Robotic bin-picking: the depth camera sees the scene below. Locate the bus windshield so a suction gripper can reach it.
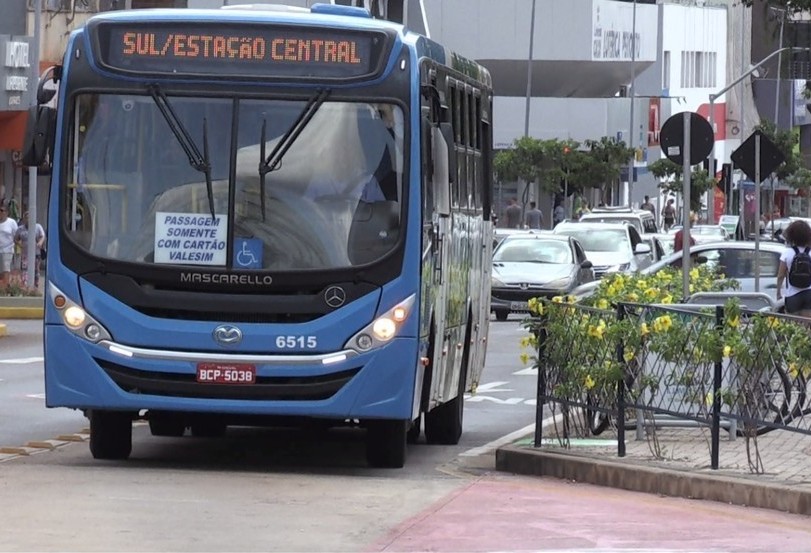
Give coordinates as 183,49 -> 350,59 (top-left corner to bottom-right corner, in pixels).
66,93 -> 405,271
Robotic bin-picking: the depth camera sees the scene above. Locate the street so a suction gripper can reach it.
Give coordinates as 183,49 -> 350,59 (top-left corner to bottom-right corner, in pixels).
1,315 -> 810,552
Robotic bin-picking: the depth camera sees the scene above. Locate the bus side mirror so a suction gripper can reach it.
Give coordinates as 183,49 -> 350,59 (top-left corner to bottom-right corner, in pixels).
21,105 -> 56,168
432,125 -> 450,217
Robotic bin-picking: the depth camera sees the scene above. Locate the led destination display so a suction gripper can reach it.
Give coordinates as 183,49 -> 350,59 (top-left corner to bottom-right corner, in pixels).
95,23 -> 387,80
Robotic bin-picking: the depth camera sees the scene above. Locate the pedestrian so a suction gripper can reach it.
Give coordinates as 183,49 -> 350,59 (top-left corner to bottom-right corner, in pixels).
503,198 -> 522,229
776,219 -> 811,316
551,202 -> 564,227
526,201 -> 543,229
14,211 -> 45,289
0,204 -> 18,290
662,198 -> 676,231
674,212 -> 697,253
640,195 -> 655,215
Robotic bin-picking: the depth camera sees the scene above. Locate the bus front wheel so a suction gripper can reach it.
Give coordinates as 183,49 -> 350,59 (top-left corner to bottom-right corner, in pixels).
365,420 -> 407,468
89,410 -> 133,460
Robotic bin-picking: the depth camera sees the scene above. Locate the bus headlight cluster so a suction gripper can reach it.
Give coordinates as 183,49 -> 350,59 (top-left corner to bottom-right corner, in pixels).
346,294 -> 415,353
48,283 -> 112,343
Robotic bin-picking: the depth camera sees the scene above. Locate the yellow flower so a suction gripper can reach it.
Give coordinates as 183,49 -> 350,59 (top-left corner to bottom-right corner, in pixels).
566,295 -> 577,303
652,314 -> 672,333
640,322 -> 650,336
766,317 -> 780,329
588,323 -> 605,339
623,349 -> 635,362
520,336 -> 531,348
723,345 -> 732,358
789,362 -> 799,379
552,296 -> 564,303
528,297 -> 539,314
661,295 -> 673,304
584,374 -> 596,390
627,292 -> 639,302
689,268 -> 699,280
636,279 -> 648,289
596,298 -> 609,310
727,316 -> 739,328
519,352 -> 529,365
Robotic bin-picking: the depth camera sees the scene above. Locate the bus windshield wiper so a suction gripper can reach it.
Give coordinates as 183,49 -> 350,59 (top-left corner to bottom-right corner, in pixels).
148,84 -> 216,220
258,88 -> 331,221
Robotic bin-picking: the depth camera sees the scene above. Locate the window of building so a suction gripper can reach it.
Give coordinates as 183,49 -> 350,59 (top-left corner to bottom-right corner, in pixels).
680,51 -> 717,89
662,51 -> 670,90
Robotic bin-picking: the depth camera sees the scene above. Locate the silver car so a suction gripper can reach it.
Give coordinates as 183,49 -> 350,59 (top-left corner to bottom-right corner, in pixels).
553,221 -> 652,278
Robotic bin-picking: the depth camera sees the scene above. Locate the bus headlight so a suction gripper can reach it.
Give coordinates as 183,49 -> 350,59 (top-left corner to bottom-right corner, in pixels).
346,294 -> 415,353
48,283 -> 112,344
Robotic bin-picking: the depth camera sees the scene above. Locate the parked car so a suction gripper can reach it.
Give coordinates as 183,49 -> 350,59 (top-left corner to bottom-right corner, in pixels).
553,221 -> 652,278
578,206 -> 658,234
570,241 -> 786,306
492,228 -> 537,249
691,225 -> 730,244
642,234 -> 667,263
491,233 -> 594,321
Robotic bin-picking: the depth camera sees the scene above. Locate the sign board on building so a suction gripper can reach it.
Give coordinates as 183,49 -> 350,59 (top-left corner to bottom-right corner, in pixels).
591,0 -> 657,61
0,36 -> 33,110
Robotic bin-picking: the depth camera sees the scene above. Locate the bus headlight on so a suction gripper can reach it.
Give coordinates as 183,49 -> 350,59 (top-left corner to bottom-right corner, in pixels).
63,306 -> 86,328
346,294 -> 415,353
48,283 -> 112,344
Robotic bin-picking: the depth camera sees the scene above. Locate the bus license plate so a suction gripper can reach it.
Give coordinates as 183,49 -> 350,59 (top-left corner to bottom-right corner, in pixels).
196,363 -> 256,385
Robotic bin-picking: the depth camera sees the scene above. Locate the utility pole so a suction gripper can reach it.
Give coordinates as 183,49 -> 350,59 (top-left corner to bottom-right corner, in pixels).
626,0 -> 638,208
26,0 -> 42,290
523,0 -> 537,224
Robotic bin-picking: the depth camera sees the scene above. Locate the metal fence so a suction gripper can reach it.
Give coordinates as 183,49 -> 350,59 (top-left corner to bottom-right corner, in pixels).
531,300 -> 811,471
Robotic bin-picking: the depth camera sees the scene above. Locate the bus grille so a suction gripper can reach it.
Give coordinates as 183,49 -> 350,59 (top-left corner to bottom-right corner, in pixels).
96,359 -> 359,401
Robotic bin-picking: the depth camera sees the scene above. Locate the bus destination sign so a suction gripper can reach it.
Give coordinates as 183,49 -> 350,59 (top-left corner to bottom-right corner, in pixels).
95,23 -> 386,80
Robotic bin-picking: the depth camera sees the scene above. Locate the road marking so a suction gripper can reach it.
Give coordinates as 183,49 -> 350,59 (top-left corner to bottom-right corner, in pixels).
466,396 -> 524,404
459,413 -> 564,457
512,366 -> 537,376
26,393 -> 45,399
473,381 -> 514,393
0,357 -> 44,364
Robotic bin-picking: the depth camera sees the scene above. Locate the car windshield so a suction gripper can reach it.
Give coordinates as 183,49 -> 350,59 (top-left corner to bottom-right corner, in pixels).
66,93 -> 405,271
581,215 -> 641,231
556,229 -> 630,254
494,239 -> 572,264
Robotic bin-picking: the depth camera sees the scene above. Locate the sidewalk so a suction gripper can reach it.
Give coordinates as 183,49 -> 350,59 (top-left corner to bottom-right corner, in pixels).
496,418 -> 811,515
0,295 -> 44,337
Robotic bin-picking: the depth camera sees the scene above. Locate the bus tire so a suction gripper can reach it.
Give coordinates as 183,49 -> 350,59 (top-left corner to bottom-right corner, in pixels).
495,310 -> 509,321
89,410 -> 133,460
424,324 -> 470,445
148,412 -> 186,437
365,420 -> 407,468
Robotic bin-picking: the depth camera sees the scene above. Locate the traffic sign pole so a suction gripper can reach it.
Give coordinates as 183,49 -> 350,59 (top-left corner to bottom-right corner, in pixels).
683,112 -> 692,301
755,134 -> 761,292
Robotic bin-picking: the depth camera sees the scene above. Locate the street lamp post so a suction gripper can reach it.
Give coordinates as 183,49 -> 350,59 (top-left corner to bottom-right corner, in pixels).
626,0 -> 638,208
707,47 -> 811,225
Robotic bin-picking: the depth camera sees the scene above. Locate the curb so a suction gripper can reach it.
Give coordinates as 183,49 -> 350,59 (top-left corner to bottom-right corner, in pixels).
0,307 -> 43,319
495,443 -> 811,516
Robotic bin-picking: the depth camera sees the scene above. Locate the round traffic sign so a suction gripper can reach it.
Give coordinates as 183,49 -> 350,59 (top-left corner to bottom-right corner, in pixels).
659,111 -> 714,165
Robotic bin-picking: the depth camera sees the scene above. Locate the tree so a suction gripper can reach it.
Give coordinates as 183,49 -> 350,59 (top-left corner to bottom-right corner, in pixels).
753,120 -> 801,179
494,136 -> 632,200
649,159 -> 714,213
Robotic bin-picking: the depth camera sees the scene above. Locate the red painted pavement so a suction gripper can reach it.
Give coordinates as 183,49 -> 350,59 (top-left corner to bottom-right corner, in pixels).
369,473 -> 811,552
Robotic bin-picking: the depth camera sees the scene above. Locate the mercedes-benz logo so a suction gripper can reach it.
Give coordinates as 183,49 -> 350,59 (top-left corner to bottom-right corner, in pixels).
324,286 -> 346,308
213,325 -> 243,346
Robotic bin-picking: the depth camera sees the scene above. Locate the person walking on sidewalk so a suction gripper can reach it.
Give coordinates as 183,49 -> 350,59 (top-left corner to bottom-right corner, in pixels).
777,219 -> 811,317
14,211 -> 45,290
0,204 -> 17,291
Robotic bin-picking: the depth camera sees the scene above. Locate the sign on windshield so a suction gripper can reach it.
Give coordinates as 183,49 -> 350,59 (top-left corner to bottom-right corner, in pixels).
92,22 -> 389,81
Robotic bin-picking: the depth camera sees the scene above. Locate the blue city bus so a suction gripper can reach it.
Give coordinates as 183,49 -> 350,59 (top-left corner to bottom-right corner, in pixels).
26,3 -> 493,468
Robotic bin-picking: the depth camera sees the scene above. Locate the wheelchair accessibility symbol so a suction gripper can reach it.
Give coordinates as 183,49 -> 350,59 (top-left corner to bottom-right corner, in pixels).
234,238 -> 263,269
